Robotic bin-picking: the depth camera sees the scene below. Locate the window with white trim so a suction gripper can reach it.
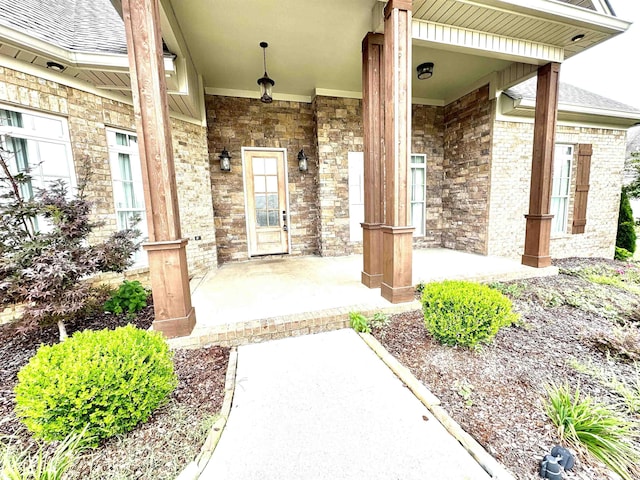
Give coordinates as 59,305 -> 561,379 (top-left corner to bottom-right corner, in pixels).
0,106 -> 74,232
410,154 -> 426,236
551,144 -> 573,234
348,152 -> 364,242
107,129 -> 148,266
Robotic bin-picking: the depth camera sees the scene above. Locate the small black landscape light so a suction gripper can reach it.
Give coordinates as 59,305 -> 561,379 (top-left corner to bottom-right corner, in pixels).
257,42 -> 275,103
417,62 -> 434,80
297,149 -> 308,172
46,61 -> 65,72
571,34 -> 585,42
219,148 -> 231,172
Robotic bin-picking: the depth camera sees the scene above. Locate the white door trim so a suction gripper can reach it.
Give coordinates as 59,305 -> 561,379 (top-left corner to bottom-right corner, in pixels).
241,147 -> 290,257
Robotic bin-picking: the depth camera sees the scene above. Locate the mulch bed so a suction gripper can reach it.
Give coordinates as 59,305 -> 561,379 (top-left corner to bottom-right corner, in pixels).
373,258 -> 640,480
0,301 -> 229,479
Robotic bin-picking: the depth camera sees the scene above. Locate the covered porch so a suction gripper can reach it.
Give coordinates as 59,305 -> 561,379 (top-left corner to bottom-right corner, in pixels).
111,0 -> 629,338
170,249 -> 558,347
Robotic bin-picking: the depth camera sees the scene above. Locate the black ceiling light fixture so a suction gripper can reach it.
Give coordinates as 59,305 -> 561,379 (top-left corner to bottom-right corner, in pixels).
571,34 -> 585,42
257,41 -> 275,103
417,62 -> 434,80
46,61 -> 65,72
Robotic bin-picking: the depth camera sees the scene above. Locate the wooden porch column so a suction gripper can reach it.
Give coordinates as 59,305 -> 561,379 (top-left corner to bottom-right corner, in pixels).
381,0 -> 414,303
121,0 -> 196,337
361,32 -> 385,288
522,62 -> 561,268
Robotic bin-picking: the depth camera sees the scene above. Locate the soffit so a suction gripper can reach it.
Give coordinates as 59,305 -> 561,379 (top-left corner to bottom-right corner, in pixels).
412,0 -> 625,59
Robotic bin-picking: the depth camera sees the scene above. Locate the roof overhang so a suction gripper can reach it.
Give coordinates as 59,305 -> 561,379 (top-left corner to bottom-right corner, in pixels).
500,93 -> 640,128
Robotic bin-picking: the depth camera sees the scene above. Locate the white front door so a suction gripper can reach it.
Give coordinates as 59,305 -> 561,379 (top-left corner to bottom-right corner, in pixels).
243,149 -> 290,256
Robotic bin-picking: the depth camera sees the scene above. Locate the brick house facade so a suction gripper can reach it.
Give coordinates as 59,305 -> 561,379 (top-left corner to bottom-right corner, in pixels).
0,62 -> 633,275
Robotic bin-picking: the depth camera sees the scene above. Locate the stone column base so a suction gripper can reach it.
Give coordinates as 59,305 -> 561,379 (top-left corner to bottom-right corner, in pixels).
361,222 -> 383,288
144,238 -> 196,338
381,225 -> 414,303
522,214 -> 553,268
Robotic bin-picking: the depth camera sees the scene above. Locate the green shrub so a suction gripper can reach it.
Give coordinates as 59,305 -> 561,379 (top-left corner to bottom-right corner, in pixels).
349,311 -> 371,333
616,190 -> 637,254
14,325 -> 176,445
421,281 -> 518,348
104,280 -> 148,317
544,383 -> 640,480
615,246 -> 633,261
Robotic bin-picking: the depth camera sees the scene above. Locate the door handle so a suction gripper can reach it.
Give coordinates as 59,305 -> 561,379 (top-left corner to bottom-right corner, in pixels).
282,210 -> 287,222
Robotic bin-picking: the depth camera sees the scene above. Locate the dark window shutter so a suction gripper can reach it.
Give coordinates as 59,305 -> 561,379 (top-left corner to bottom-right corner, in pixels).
572,144 -> 592,234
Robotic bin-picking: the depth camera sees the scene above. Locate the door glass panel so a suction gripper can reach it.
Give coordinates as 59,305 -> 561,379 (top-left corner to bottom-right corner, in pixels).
268,210 -> 278,226
255,194 -> 266,209
267,193 -> 278,209
266,175 -> 277,192
254,176 -> 266,193
253,157 -> 265,175
256,210 -> 267,226
264,157 -> 277,174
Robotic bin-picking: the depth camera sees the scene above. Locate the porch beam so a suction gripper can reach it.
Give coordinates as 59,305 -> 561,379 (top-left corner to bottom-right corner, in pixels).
381,0 -> 414,303
522,62 -> 560,268
361,32 -> 385,289
121,0 -> 196,337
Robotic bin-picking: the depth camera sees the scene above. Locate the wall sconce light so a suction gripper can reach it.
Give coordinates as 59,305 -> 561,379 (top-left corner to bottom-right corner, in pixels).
417,62 -> 434,80
46,61 -> 66,72
297,149 -> 308,172
219,148 -> 231,172
257,42 -> 275,103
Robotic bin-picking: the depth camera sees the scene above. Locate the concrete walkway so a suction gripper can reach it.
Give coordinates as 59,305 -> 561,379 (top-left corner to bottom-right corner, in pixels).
201,329 -> 493,480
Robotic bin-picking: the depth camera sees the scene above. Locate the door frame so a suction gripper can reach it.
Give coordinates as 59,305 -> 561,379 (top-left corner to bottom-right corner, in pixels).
241,147 -> 291,257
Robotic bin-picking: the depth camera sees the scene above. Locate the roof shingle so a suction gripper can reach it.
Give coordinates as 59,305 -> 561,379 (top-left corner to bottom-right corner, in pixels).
0,0 -> 126,55
504,77 -> 640,114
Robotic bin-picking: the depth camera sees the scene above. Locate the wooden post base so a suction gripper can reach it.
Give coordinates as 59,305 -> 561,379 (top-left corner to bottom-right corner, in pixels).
522,214 -> 553,268
361,222 -> 383,288
381,226 -> 414,303
144,239 -> 196,338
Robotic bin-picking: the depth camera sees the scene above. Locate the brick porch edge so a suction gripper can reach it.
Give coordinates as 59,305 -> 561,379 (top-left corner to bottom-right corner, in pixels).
166,301 -> 421,349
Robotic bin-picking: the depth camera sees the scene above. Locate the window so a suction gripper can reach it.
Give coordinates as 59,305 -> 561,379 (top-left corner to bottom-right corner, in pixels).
551,144 -> 573,234
107,129 -> 148,266
0,106 -> 74,231
410,154 -> 426,236
348,152 -> 364,242
348,152 -> 426,240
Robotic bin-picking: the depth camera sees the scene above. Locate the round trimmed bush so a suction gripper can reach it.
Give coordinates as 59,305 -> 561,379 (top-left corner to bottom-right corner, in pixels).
14,325 -> 177,444
421,280 -> 519,348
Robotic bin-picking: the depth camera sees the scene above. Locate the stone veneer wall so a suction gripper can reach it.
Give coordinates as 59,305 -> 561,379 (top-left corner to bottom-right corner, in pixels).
205,95 -> 319,263
314,96 -> 364,256
0,66 -> 218,278
442,85 -> 493,254
412,104 -> 445,248
489,121 -> 626,259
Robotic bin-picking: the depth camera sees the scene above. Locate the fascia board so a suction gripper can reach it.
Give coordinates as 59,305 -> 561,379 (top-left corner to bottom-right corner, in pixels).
465,0 -> 631,33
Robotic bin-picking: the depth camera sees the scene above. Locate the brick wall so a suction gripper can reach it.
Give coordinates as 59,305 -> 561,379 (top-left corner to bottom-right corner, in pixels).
205,95 -> 319,263
442,85 -> 493,254
488,121 -> 626,259
314,96 -> 364,256
0,66 -> 218,279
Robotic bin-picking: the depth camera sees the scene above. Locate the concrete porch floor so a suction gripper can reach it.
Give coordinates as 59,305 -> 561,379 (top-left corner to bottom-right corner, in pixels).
172,248 -> 557,348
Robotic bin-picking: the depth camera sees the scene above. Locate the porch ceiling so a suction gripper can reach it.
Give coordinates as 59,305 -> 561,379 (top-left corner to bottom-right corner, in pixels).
169,0 -> 629,104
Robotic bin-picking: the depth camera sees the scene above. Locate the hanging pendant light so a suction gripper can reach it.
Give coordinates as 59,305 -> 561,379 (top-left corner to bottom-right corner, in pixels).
257,41 -> 275,103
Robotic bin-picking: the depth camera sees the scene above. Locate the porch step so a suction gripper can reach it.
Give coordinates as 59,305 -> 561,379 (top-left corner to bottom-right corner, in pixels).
166,301 -> 420,349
